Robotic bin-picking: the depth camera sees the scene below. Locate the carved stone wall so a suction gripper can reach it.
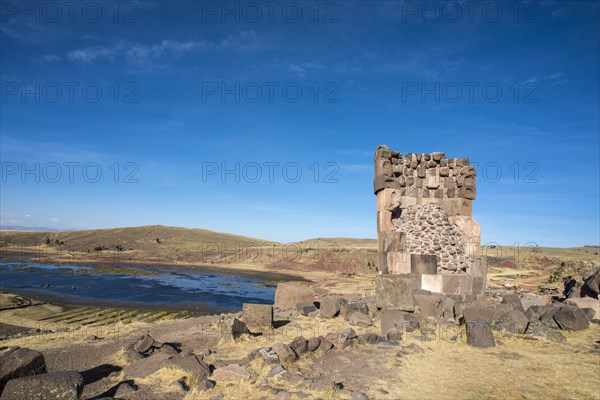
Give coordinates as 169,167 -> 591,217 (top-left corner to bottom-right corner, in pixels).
374,145 -> 486,298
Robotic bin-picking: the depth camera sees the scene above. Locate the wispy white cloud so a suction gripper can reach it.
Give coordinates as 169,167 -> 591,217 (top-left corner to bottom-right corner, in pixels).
338,163 -> 371,172
33,54 -> 62,62
0,18 -> 56,43
65,31 -> 269,71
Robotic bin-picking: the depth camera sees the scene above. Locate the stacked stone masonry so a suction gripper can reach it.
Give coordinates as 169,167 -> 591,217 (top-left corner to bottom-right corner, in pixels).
374,145 -> 486,298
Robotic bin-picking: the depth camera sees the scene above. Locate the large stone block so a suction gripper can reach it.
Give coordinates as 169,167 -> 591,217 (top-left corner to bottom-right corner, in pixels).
448,216 -> 481,258
471,276 -> 485,296
0,371 -> 83,400
377,210 -> 393,233
378,250 -> 388,274
414,293 -> 444,318
383,232 -> 406,252
466,321 -> 496,348
501,294 -> 525,313
274,283 -> 315,310
380,308 -> 420,335
376,188 -> 401,211
375,158 -> 393,177
565,297 -> 600,319
0,348 -> 46,394
520,293 -> 549,312
241,303 -> 273,331
374,175 -> 397,194
441,275 -> 472,294
411,254 -> 437,274
319,296 -> 344,318
375,275 -> 414,311
421,274 -> 442,293
387,251 -> 411,274
375,145 -> 392,159
553,306 -> 590,331
441,198 -> 472,217
458,186 -> 476,200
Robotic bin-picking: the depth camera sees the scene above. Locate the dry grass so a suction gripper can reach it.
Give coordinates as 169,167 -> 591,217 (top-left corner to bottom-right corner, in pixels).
381,326 -> 600,400
194,323 -> 600,400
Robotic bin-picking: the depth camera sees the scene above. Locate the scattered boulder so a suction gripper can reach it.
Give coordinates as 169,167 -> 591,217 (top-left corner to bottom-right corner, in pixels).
0,347 -> 46,394
317,340 -> 334,352
1,371 -> 83,400
124,352 -> 172,378
218,317 -> 250,341
167,354 -> 210,381
582,308 -> 596,320
122,345 -> 145,364
241,303 -> 273,332
519,293 -> 549,312
289,337 -> 308,356
462,306 -> 495,324
306,337 -> 321,352
160,344 -> 179,355
248,348 -> 279,364
271,343 -> 297,363
566,297 -> 600,320
340,300 -> 369,319
539,307 -> 562,329
493,310 -> 529,334
115,381 -> 137,397
341,327 -> 357,340
553,306 -> 590,331
319,296 -> 343,318
386,328 -> 402,341
197,378 -> 215,392
274,283 -> 315,310
296,302 -> 317,316
465,321 -> 496,348
501,294 -> 525,313
581,267 -> 600,298
525,305 -> 555,322
268,364 -> 286,378
211,364 -> 250,382
380,309 -> 421,334
348,311 -> 373,327
133,334 -> 155,353
357,333 -> 380,344
169,378 -> 187,392
525,321 -> 565,342
442,296 -> 455,321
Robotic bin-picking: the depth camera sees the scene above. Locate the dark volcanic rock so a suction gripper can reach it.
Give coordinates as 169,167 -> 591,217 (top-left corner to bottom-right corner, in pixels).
466,320 -> 496,348
0,347 -> 46,394
525,321 -> 565,342
1,371 -> 83,400
319,296 -> 343,318
289,336 -> 309,356
133,333 -> 155,353
494,310 -> 529,334
553,306 -> 590,331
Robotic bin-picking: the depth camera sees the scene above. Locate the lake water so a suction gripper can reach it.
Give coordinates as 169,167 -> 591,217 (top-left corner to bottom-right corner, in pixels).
0,261 -> 286,313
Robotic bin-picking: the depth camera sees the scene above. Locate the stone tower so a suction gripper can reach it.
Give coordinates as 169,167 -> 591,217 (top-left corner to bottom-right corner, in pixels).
374,145 -> 486,299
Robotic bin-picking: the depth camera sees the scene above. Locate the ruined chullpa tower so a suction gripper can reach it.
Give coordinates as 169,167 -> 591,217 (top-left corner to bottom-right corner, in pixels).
374,145 -> 487,300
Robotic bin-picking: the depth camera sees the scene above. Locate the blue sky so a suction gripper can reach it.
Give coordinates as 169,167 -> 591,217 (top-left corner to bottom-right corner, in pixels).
1,0 -> 598,247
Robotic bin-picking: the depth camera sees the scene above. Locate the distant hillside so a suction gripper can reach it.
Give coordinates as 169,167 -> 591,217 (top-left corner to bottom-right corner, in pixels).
0,225 -> 69,232
292,238 -> 377,250
0,225 -> 276,265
